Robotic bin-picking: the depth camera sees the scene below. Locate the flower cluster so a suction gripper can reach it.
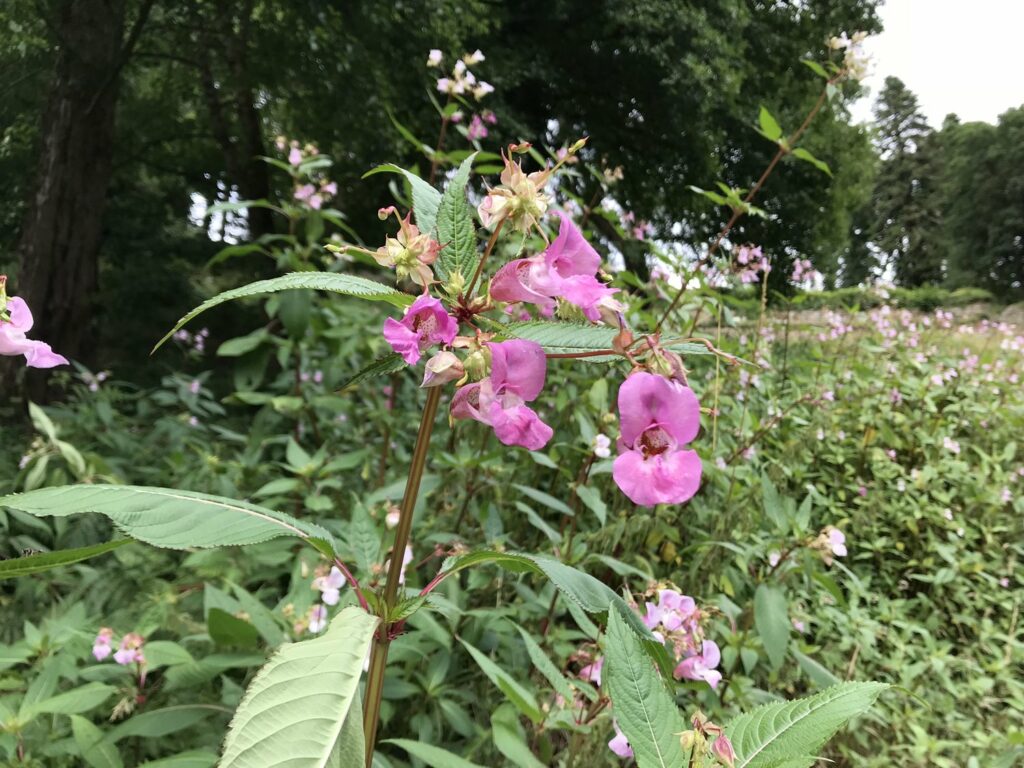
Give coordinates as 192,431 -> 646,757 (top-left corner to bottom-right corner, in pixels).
172,326 -> 210,355
734,244 -> 770,285
478,148 -> 554,233
790,257 -> 821,287
829,31 -> 870,81
0,277 -> 68,369
812,525 -> 848,565
93,628 -> 145,667
275,136 -> 338,210
430,49 -> 493,101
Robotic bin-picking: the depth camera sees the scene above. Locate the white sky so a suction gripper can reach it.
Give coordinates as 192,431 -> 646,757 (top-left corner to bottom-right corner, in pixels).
850,0 -> 1024,126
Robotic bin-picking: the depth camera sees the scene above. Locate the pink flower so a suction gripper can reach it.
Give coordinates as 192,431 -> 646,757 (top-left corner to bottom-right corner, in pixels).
644,589 -> 697,632
113,633 -> 144,666
92,627 -> 114,661
825,526 -> 847,557
382,295 -> 459,365
578,656 -> 604,687
491,212 -> 620,322
288,146 -> 302,166
312,565 -> 345,606
712,735 -> 736,767
426,49 -> 443,67
0,295 -> 69,368
308,605 -> 328,633
608,721 -> 633,759
674,640 -> 722,688
422,350 -> 464,387
466,114 -> 488,141
451,339 -> 552,450
612,372 -> 702,506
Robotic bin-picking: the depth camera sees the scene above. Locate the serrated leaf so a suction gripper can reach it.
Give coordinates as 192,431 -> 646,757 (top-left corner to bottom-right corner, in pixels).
791,148 -> 832,176
384,740 -> 485,768
758,106 -> 784,142
605,607 -> 688,768
0,485 -> 334,557
460,639 -> 542,723
363,164 -> 442,235
435,154 -> 479,283
338,353 -> 407,391
23,682 -> 115,718
0,540 -> 129,580
502,322 -> 711,362
754,584 -> 790,670
154,272 -> 412,351
325,705 -> 364,767
220,606 -> 378,767
726,682 -> 888,768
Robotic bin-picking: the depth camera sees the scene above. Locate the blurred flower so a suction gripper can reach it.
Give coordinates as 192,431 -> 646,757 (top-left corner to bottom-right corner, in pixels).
0,290 -> 69,369
578,656 -> 603,686
114,633 -> 144,665
674,640 -> 722,688
92,628 -> 114,661
712,734 -> 736,767
426,49 -> 443,67
313,565 -> 346,606
466,113 -> 488,141
308,604 -> 328,633
592,433 -> 612,459
422,350 -> 465,388
608,721 -> 633,759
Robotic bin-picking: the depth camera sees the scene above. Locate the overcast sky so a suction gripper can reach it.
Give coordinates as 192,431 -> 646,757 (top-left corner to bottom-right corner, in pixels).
849,0 -> 1024,127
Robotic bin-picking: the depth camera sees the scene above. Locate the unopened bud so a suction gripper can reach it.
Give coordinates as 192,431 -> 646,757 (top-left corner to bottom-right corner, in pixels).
678,730 -> 696,751
446,270 -> 467,297
463,346 -> 492,380
509,142 -> 532,154
711,735 -> 735,767
569,137 -> 588,153
324,244 -> 345,254
422,351 -> 465,388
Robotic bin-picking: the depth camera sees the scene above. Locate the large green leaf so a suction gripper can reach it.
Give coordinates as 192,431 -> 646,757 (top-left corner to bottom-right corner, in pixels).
72,715 -> 124,768
754,584 -> 790,670
502,322 -> 712,362
154,272 -> 413,350
726,682 -> 889,768
605,607 -> 688,768
22,682 -> 115,718
0,540 -> 130,580
0,485 -> 334,557
384,740 -> 485,768
434,153 -> 478,283
363,164 -> 443,235
219,606 -> 378,768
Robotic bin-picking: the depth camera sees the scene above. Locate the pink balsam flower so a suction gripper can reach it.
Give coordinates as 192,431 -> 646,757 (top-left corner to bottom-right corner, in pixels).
578,656 -> 604,687
92,627 -> 114,661
451,339 -> 553,450
608,721 -> 634,759
308,604 -> 328,633
674,639 -> 722,689
312,565 -> 345,606
613,372 -> 702,506
382,295 -> 459,365
113,633 -> 145,666
0,293 -> 69,369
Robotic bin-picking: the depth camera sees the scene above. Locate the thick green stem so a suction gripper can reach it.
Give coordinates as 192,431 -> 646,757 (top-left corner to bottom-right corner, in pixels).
362,385 -> 442,766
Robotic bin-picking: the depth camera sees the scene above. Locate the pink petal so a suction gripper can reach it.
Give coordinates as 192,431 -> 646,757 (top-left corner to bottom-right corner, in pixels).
560,275 -> 619,321
22,341 -> 68,369
382,318 -> 423,364
488,400 -> 553,450
488,339 -> 547,401
6,297 -> 33,332
617,372 -> 700,447
490,257 -> 558,311
612,448 -> 702,506
451,382 -> 487,423
702,668 -> 723,689
701,640 -> 721,668
544,211 -> 601,278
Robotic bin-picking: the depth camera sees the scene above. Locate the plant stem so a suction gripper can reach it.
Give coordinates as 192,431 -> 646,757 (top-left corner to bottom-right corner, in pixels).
362,385 -> 443,766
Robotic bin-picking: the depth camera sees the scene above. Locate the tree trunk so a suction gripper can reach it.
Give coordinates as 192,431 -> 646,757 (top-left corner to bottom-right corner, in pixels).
3,0 -> 128,399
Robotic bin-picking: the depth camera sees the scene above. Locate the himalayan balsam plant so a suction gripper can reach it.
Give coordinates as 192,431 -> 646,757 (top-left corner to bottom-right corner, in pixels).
0,38 -> 888,768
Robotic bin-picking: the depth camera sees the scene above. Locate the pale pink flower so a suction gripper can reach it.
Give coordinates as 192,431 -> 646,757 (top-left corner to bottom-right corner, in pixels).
92,627 -> 114,661
0,295 -> 69,368
382,295 -> 459,365
466,113 -> 488,141
612,372 -> 702,506
451,340 -> 553,450
422,350 -> 464,387
288,146 -> 303,166
308,604 -> 328,633
426,49 -> 443,67
592,433 -> 612,459
113,633 -> 144,665
313,565 -> 345,606
609,721 -> 633,759
827,527 -> 847,556
578,656 -> 604,687
385,507 -> 401,529
943,436 -> 961,455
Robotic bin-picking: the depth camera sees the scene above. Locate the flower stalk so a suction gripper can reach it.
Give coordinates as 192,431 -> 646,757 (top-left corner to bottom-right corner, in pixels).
362,385 -> 443,765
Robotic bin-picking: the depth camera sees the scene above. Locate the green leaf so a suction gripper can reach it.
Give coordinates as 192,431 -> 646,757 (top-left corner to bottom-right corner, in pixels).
575,485 -> 607,525
801,59 -> 829,79
363,164 -> 442,235
71,715 -> 124,768
791,147 -> 832,176
605,607 -> 688,768
105,706 -> 225,742
217,329 -> 270,357
513,483 -> 573,516
384,740 -> 485,768
0,540 -> 129,580
154,272 -> 413,351
726,682 -> 888,768
514,626 -> 578,705
435,153 -> 479,283
754,584 -> 790,670
24,682 -> 115,717
491,704 -> 546,768
502,321 -> 711,362
220,606 -> 379,767
207,608 -> 260,649
0,485 -> 335,557
460,639 -> 542,723
136,752 -> 218,768
791,649 -> 841,689
758,106 -> 784,142
326,704 -> 365,767
338,352 -> 407,391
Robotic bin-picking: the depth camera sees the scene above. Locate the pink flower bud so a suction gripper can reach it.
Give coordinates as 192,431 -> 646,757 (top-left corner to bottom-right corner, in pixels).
711,735 -> 736,767
422,351 -> 464,387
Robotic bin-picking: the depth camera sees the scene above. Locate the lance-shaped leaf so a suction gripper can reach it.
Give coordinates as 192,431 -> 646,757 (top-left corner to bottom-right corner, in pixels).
605,606 -> 688,768
337,352 -> 407,391
384,740 -> 485,768
726,682 -> 889,768
0,540 -> 130,580
363,163 -> 443,235
154,272 -> 413,351
220,606 -> 378,768
500,322 -> 712,362
434,153 -> 478,283
0,485 -> 335,558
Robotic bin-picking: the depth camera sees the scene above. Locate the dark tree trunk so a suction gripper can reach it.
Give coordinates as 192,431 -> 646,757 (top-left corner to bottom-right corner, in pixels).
4,0 -> 151,400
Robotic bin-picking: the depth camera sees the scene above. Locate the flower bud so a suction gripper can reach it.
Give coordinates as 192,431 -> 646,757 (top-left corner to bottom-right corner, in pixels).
678,730 -> 696,751
446,270 -> 467,297
462,345 -> 492,380
711,735 -> 736,767
422,351 -> 465,388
